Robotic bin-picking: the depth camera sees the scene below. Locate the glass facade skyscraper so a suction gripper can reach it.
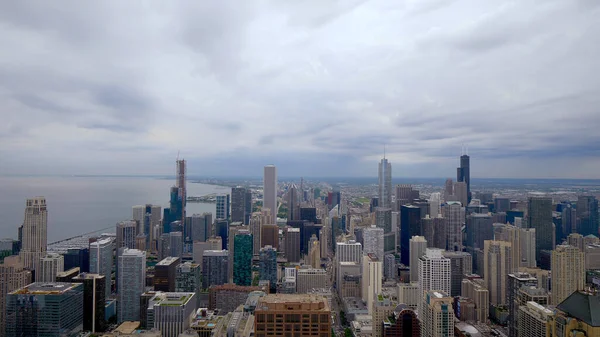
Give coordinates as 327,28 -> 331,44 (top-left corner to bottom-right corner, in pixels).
259,246 -> 277,293
233,232 -> 253,286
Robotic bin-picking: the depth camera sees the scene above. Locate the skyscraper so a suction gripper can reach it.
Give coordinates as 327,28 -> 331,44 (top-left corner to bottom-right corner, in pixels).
409,236 -> 427,282
453,181 -> 468,206
379,157 -> 392,209
428,192 -> 442,218
418,249 -> 451,317
154,256 -> 180,292
442,201 -> 464,251
400,205 -> 421,266
363,225 -> 384,262
147,292 -> 196,337
518,302 -> 554,337
176,261 -> 201,308
89,237 -> 114,299
495,224 -> 537,270
421,291 -> 454,337
231,187 -> 248,223
5,282 -> 84,337
189,212 -> 211,242
72,273 -> 106,333
132,204 -> 161,248
233,231 -> 253,286
362,254 -> 383,314
169,231 -> 183,258
202,250 -> 229,289
577,195 -> 599,236
118,248 -> 146,323
216,193 -> 230,220
116,220 -> 137,251
484,240 -> 512,306
527,196 -> 554,263
507,272 -> 538,337
0,256 -> 32,335
551,245 -> 584,305
263,165 -> 278,222
259,246 -> 278,293
284,227 -> 301,263
19,197 -> 48,271
457,153 -> 471,203
37,253 -> 64,282
176,158 -> 187,222
442,251 -> 472,297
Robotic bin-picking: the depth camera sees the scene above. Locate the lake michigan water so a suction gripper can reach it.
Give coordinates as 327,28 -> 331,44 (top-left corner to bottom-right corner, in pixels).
0,176 -> 230,243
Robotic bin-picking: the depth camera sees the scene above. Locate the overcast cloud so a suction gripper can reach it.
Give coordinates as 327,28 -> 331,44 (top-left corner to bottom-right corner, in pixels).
1,0 -> 599,179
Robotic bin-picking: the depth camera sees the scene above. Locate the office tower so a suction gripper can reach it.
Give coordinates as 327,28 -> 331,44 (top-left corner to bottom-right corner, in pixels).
19,197 -> 48,271
567,233 -> 585,251
384,253 -> 396,279
118,248 -> 146,323
362,254 -> 383,314
177,158 -> 187,220
216,193 -> 230,220
383,304 -> 421,337
421,291 -> 454,337
400,205 -> 421,265
167,231 -> 183,258
396,282 -> 419,308
231,187 -> 248,223
233,231 -> 253,286
147,292 -> 196,337
373,295 -> 396,337
189,213 -> 211,242
396,184 -> 415,208
164,161 -> 186,227
461,278 -> 489,323
260,223 -> 279,251
442,201 -> 464,251
418,249 -> 451,316
421,216 -> 446,249
507,272 -> 538,337
72,273 -> 106,333
250,213 -> 262,254
89,237 -> 114,299
379,156 -> 393,209
409,236 -> 427,282
263,165 -> 278,222
116,220 -> 137,250
245,190 -> 253,224
175,261 -> 201,307
5,282 -> 83,337
376,207 -> 395,255
154,256 -> 180,292
208,284 -> 263,313
259,246 -> 278,293
193,237 -> 221,267
457,153 -> 471,203
337,261 -> 361,297
296,268 -> 329,293
364,225 -> 385,261
0,256 -> 32,335
428,192 -> 442,218
465,213 -> 493,252
287,184 -> 299,220
37,253 -> 64,282
284,227 -> 301,262
561,204 -> 577,236
453,181 -> 468,206
484,240 -> 512,306
577,195 -> 599,236
518,302 -> 553,337
442,251 -> 472,297
495,197 -> 511,213
444,178 -> 454,201
551,245 -> 584,305
327,189 -> 341,211
254,294 -> 331,337
495,224 -> 537,269
215,219 -> 229,248
132,204 -> 161,247
335,240 -> 362,264
527,196 -> 554,263
308,235 -> 321,268
56,267 -> 79,283
201,250 -> 228,289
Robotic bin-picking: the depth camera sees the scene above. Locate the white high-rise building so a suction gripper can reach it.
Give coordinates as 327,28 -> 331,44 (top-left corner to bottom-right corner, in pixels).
118,248 -> 146,323
263,165 -> 278,222
116,220 -> 137,251
442,201 -> 465,251
90,237 -> 115,299
378,158 -> 392,209
362,254 -> 383,314
19,197 -> 48,271
363,226 -> 384,261
37,253 -> 64,282
428,192 -> 442,218
518,301 -> 554,337
418,249 -> 451,316
296,268 -> 329,293
335,240 -> 362,264
409,236 -> 428,282
148,292 -> 196,337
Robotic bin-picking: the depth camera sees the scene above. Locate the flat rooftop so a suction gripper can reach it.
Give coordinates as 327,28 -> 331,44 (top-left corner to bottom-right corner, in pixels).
257,294 -> 330,311
114,321 -> 140,334
11,282 -> 81,295
157,256 -> 180,266
151,292 -> 195,306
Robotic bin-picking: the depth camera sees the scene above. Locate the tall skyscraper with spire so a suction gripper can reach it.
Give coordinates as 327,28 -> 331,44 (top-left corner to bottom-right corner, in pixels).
19,197 -> 48,271
263,165 -> 277,222
457,149 -> 471,203
378,153 -> 392,209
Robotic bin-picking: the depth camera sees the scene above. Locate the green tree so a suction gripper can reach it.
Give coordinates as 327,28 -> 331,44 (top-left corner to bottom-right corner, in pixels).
344,328 -> 353,337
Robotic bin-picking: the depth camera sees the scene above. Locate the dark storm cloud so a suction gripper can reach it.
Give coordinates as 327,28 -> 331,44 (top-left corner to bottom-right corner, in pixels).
1,0 -> 599,178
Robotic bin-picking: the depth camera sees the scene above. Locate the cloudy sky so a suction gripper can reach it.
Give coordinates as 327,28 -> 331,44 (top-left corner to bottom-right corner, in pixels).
1,0 -> 599,179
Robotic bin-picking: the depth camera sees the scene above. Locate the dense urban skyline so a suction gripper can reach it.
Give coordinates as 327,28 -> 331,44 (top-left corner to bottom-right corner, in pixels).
1,1 -> 600,178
